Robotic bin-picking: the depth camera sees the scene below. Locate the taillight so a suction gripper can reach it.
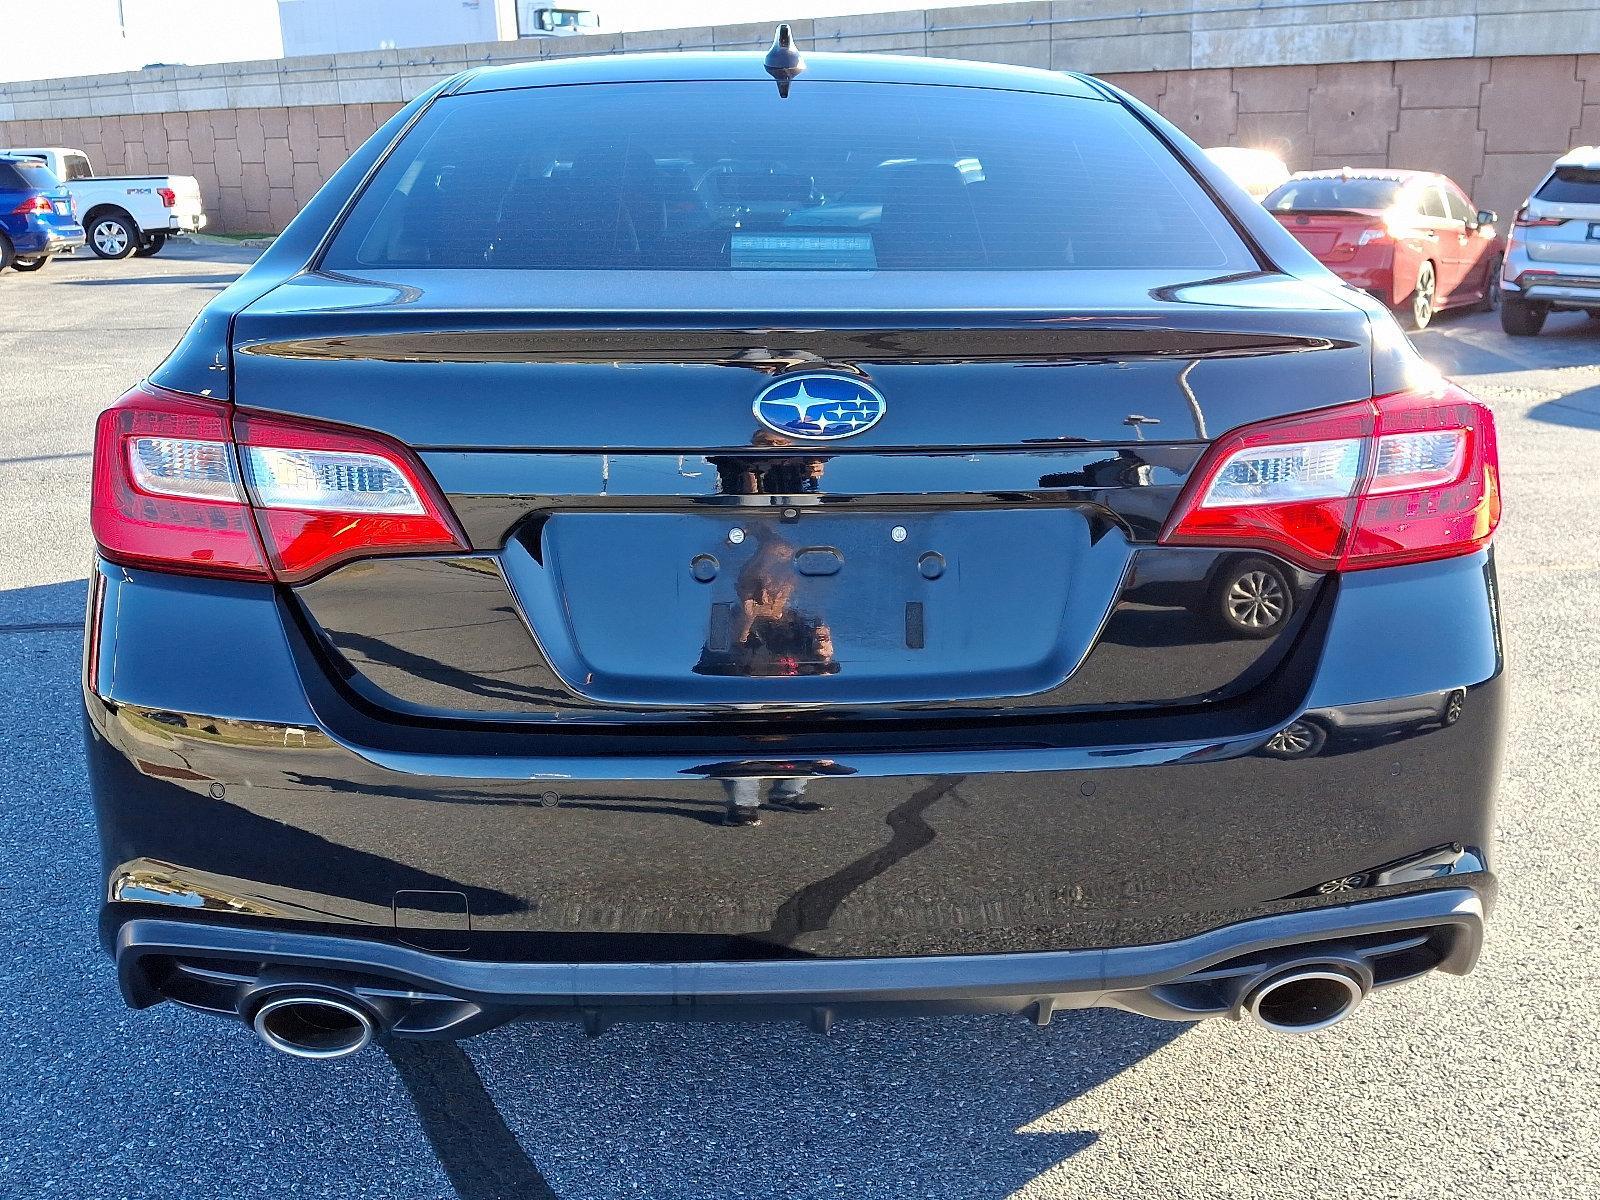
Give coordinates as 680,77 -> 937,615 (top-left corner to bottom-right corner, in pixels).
11,194 -> 52,215
1514,206 -> 1564,228
91,383 -> 466,583
156,187 -> 176,207
1161,383 -> 1499,572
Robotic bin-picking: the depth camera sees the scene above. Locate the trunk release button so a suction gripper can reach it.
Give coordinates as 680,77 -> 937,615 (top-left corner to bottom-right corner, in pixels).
796,547 -> 843,576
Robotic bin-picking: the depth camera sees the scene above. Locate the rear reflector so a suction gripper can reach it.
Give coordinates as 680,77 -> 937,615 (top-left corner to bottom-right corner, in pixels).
92,383 -> 466,582
1161,382 -> 1499,571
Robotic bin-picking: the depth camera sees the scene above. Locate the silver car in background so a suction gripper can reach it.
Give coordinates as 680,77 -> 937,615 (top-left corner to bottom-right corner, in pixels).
1501,146 -> 1600,335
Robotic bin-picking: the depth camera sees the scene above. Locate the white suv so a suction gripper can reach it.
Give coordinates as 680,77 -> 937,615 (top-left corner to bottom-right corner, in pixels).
1501,147 -> 1600,335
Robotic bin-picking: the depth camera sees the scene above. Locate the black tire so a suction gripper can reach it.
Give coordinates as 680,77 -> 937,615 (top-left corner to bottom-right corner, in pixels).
1403,260 -> 1437,331
0,234 -> 12,272
1500,296 -> 1548,337
1209,556 -> 1294,640
1475,255 -> 1502,313
11,255 -> 48,272
133,233 -> 167,258
87,210 -> 138,259
1586,309 -> 1600,321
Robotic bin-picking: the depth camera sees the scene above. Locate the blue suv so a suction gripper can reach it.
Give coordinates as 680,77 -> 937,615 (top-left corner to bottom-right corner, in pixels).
0,154 -> 85,272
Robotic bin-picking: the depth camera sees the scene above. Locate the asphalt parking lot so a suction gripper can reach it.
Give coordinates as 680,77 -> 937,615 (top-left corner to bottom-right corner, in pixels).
1,240 -> 1597,1199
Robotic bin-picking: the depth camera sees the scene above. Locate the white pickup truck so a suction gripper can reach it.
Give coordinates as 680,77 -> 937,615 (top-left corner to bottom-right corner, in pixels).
0,146 -> 206,259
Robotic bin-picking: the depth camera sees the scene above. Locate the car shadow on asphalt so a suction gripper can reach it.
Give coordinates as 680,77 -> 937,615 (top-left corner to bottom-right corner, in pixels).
390,1007 -> 1187,1199
1528,384 -> 1600,431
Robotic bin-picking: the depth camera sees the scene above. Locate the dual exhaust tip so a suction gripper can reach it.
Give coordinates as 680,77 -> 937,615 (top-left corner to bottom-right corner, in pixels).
1242,964 -> 1367,1034
244,963 -> 1369,1056
251,993 -> 377,1060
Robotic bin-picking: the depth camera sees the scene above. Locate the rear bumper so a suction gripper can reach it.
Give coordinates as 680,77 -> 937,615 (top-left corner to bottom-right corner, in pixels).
1503,241 -> 1600,306
86,546 -> 1506,976
116,886 -> 1487,1034
9,219 -> 85,255
165,212 -> 206,234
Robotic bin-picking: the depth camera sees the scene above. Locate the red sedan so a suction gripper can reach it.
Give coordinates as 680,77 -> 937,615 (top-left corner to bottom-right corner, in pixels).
1263,169 -> 1503,330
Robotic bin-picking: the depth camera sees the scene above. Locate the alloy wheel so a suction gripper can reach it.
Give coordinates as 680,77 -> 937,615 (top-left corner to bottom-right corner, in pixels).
93,220 -> 129,256
1412,263 -> 1435,330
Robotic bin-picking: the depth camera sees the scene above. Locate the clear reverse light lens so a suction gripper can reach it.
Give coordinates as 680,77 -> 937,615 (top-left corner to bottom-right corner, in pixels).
243,446 -> 426,514
1369,429 -> 1466,494
1199,437 -> 1363,508
127,437 -> 242,502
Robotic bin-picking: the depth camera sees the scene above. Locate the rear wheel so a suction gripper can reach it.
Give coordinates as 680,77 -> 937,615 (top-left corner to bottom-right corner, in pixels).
1475,255 -> 1502,312
1500,296 -> 1548,337
88,211 -> 138,259
1404,261 -> 1436,331
133,233 -> 167,258
11,255 -> 48,272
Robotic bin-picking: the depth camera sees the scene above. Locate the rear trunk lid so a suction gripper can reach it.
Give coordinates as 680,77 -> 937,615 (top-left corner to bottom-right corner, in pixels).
1272,209 -> 1383,261
232,269 -> 1371,724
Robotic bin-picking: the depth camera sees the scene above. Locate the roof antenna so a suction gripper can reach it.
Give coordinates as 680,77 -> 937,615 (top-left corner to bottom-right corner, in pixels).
764,23 -> 805,98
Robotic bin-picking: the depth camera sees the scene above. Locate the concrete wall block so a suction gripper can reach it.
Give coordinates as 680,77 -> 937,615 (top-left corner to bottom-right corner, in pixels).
1395,56 -> 1490,107
316,135 -> 348,178
814,11 -> 927,53
1479,55 -> 1584,153
168,139 -> 194,175
1474,150 -> 1564,225
1388,105 -> 1487,192
936,39 -> 1052,70
334,75 -> 404,104
1233,65 -> 1317,113
241,160 -> 271,215
226,82 -> 286,109
258,107 -> 290,139
281,79 -> 344,107
714,20 -> 815,50
1096,71 -> 1168,108
1309,62 -> 1400,156
1576,54 -> 1600,107
1476,10 -> 1600,59
235,109 -> 267,164
1195,17 -> 1475,71
622,25 -> 716,52
1572,102 -> 1600,147
312,104 -> 346,140
292,160 -> 326,208
218,184 -> 249,231
1052,34 -> 1189,74
213,136 -> 244,185
268,186 -> 299,231
1158,68 -> 1240,147
538,34 -> 625,58
186,113 -> 217,164
264,137 -> 294,184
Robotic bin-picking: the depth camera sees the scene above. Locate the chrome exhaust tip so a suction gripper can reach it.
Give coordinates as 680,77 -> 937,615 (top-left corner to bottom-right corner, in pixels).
251,993 -> 376,1059
1244,966 -> 1366,1034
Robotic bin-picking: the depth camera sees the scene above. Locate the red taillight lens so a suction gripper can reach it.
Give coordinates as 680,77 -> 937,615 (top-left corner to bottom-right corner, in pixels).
157,187 -> 176,207
91,386 -> 269,579
12,194 -> 52,215
1161,383 -> 1499,572
91,384 -> 466,582
234,410 -> 466,581
1513,206 -> 1564,228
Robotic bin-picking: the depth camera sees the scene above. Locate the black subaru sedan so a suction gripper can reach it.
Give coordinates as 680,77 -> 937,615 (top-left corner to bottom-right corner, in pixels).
84,43 -> 1503,1058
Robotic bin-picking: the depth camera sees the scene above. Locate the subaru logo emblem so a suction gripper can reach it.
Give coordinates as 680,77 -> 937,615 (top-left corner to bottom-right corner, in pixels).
752,374 -> 886,441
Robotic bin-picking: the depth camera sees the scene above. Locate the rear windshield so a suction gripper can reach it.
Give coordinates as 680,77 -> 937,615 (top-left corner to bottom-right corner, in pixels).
323,81 -> 1253,273
0,158 -> 59,190
1264,178 -> 1403,213
1535,166 -> 1600,204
